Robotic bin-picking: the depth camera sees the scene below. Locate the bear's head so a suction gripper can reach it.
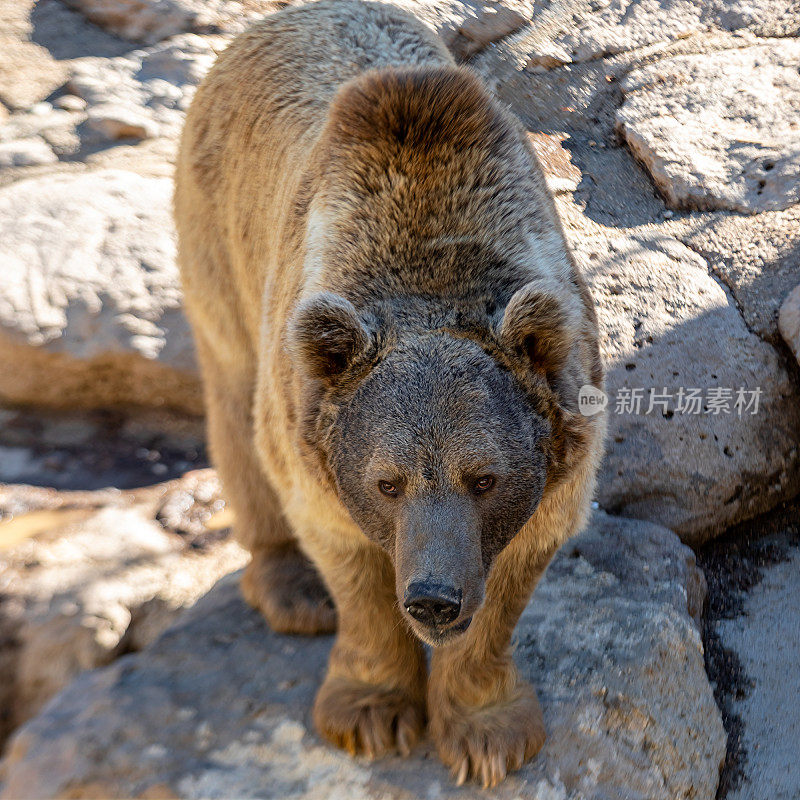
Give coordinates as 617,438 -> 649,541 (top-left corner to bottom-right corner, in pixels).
288,286 -> 590,646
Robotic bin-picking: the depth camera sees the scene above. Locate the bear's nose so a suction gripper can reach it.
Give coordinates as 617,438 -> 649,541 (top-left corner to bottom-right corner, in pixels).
404,582 -> 462,627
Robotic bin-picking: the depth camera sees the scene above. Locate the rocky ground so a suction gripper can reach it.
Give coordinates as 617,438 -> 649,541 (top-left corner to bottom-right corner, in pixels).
0,0 -> 798,798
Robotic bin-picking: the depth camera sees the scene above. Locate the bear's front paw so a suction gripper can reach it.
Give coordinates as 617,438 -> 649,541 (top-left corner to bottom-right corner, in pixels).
430,683 -> 546,788
313,675 -> 425,759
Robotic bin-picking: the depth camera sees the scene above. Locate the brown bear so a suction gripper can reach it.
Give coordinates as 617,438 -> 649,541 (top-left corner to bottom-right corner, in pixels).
174,0 -> 605,787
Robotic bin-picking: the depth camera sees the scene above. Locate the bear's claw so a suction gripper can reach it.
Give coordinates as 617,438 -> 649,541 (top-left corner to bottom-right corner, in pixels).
432,683 -> 546,788
313,676 -> 425,759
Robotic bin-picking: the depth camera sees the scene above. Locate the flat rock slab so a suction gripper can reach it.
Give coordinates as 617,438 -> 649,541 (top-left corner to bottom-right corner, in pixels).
617,41 -> 800,213
525,0 -> 711,67
520,0 -> 798,69
0,512 -> 726,800
0,168 -> 202,414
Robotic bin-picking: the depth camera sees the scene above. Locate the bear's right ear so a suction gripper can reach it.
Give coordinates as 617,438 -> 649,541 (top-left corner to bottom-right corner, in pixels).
497,281 -> 581,385
288,292 -> 372,384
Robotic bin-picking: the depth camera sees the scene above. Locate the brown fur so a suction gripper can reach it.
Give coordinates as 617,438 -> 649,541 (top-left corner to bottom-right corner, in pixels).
175,0 -> 605,786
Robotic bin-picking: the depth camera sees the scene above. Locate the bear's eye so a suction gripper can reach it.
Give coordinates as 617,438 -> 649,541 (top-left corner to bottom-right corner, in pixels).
472,475 -> 495,495
378,480 -> 398,497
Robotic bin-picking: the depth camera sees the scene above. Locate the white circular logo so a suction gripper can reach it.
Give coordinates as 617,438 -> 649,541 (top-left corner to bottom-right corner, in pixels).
578,385 -> 608,416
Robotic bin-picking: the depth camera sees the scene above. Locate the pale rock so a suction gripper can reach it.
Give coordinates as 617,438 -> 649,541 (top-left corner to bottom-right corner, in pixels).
0,169 -> 202,414
617,41 -> 800,213
711,0 -> 800,37
562,206 -> 800,543
443,4 -> 529,60
0,0 -> 69,110
54,94 -> 87,112
85,103 -> 160,141
62,0 -> 286,44
395,0 -> 533,60
0,512 -> 726,800
522,0 -> 799,68
62,0 -> 202,44
526,0 -> 705,67
0,137 -> 57,167
0,106 -> 83,141
0,105 -> 85,160
678,205 -> 800,341
67,34 -> 220,144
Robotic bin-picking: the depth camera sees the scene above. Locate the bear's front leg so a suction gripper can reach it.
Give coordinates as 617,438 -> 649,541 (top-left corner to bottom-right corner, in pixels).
312,538 -> 427,758
428,531 -> 558,788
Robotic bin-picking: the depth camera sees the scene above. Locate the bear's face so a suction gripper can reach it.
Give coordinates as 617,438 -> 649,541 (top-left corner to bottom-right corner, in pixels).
329,335 -> 549,645
289,286 -> 580,646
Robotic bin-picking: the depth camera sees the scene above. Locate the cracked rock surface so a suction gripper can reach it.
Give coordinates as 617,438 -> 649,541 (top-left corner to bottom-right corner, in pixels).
563,209 -> 800,542
617,41 -> 800,214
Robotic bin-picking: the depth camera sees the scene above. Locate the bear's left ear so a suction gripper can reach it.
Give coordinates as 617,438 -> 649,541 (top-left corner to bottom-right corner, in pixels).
288,292 -> 373,384
498,281 -> 581,383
